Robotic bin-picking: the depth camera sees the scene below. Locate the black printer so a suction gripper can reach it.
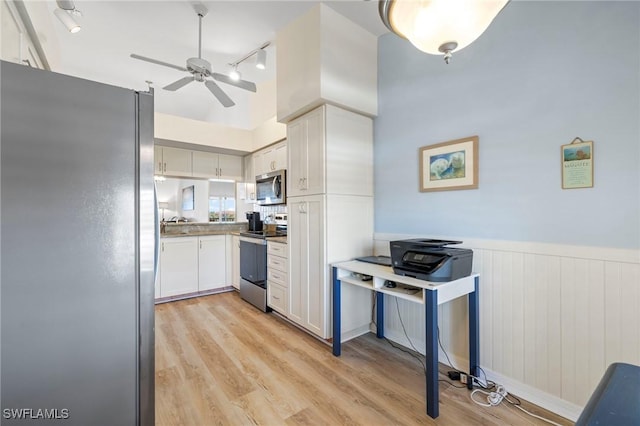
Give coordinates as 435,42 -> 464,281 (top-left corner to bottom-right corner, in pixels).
390,239 -> 473,282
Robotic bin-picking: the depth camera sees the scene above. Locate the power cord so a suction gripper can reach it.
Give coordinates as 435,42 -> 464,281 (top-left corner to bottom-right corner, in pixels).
470,382 -> 563,426
373,293 -> 564,425
470,385 -> 508,407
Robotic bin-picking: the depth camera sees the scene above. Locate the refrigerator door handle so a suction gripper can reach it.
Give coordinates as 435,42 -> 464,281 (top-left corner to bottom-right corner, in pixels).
153,185 -> 160,281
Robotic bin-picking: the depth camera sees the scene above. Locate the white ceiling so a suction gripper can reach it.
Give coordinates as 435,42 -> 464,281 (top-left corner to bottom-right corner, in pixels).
30,0 -> 388,129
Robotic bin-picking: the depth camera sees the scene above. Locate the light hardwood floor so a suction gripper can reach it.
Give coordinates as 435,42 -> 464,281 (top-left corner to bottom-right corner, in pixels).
155,292 -> 572,425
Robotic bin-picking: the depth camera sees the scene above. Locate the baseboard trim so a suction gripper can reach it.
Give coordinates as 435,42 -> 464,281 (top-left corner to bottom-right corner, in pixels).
154,287 -> 235,304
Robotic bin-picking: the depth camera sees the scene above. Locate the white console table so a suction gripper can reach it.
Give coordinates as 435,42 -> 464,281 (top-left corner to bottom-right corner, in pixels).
331,260 -> 480,419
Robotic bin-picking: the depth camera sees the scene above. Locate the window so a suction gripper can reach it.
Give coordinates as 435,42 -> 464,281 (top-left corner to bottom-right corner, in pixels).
208,181 -> 236,223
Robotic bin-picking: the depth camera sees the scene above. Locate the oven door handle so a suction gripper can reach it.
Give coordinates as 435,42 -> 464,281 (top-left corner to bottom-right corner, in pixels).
239,236 -> 267,245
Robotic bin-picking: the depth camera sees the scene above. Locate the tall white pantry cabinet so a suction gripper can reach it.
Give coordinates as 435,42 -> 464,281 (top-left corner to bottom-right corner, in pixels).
287,104 -> 374,340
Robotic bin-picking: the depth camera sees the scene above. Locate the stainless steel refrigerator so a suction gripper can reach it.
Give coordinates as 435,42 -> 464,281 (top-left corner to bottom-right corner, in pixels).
1,61 -> 155,425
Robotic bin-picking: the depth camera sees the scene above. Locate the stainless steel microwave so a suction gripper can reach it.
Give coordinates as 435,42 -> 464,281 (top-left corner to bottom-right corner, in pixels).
256,169 -> 286,205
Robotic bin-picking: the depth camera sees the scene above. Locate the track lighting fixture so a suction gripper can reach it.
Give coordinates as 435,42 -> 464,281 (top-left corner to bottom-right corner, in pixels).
54,0 -> 81,33
228,41 -> 271,78
379,0 -> 509,64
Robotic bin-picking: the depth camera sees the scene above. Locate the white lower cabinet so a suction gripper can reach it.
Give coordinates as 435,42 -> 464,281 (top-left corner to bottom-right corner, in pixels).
159,235 -> 228,298
288,196 -> 325,334
160,237 -> 199,297
231,235 -> 240,290
267,240 -> 288,316
288,194 -> 374,339
198,235 -> 227,291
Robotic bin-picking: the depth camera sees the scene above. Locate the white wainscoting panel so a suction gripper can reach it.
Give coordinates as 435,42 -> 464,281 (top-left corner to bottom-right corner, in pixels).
374,234 -> 640,421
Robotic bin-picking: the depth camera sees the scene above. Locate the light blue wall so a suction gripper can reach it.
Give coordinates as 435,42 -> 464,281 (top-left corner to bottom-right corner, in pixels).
374,1 -> 640,249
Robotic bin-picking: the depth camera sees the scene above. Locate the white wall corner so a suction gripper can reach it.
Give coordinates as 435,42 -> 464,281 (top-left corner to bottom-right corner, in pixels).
154,112 -> 253,151
251,116 -> 286,152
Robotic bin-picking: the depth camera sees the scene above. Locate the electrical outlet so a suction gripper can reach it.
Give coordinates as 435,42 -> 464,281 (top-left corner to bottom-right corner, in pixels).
460,373 -> 468,384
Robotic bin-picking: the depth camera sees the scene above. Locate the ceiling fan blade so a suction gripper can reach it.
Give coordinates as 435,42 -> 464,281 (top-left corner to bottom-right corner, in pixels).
211,72 -> 257,93
205,80 -> 235,107
163,76 -> 195,91
130,54 -> 187,72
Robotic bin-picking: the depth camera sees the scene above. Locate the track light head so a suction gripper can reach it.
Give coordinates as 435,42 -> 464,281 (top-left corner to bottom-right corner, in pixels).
229,66 -> 241,82
256,49 -> 266,70
54,8 -> 81,33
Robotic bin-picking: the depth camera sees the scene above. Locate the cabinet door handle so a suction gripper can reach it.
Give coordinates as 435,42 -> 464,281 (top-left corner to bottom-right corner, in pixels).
273,295 -> 280,300
158,161 -> 162,171
162,242 -> 164,252
200,240 -> 202,249
272,274 -> 281,280
163,162 -> 167,173
219,168 -> 222,176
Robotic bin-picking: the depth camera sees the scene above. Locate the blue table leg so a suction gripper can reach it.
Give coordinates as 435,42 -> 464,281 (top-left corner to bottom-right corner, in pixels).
425,289 -> 439,418
376,291 -> 384,338
332,267 -> 341,357
468,276 -> 480,389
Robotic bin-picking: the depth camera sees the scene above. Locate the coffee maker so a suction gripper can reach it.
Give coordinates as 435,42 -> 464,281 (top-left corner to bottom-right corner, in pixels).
246,212 -> 263,232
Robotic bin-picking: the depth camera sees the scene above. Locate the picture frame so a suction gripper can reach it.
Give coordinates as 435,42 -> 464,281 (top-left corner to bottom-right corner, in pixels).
419,136 -> 479,192
182,185 -> 195,211
561,138 -> 593,189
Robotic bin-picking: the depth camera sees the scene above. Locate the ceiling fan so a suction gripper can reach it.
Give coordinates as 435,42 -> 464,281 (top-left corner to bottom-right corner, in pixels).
130,3 -> 256,107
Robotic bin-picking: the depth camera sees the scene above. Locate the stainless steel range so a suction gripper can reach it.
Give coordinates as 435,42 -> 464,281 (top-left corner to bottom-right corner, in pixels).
239,235 -> 269,312
239,219 -> 287,312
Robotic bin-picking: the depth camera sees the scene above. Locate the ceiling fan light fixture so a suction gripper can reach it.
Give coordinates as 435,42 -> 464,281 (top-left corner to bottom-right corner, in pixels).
255,49 -> 267,70
54,7 -> 81,33
379,0 -> 508,63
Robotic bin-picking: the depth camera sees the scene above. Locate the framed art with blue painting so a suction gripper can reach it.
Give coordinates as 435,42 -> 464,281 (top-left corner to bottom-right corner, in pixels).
419,136 -> 479,192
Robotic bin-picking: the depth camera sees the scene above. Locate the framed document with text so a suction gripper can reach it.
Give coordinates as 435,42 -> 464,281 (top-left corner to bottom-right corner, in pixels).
562,138 -> 593,189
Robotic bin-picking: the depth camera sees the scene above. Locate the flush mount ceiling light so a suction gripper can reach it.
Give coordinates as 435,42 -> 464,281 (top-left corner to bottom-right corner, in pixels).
379,0 -> 509,64
54,0 -> 81,33
228,41 -> 271,80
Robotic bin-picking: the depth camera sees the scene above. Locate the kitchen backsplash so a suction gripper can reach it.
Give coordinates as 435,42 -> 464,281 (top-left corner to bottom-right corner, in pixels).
254,204 -> 287,219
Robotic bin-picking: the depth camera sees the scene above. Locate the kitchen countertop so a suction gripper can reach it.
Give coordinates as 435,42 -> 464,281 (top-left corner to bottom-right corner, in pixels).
161,230 -> 233,238
161,222 -> 248,238
267,236 -> 288,244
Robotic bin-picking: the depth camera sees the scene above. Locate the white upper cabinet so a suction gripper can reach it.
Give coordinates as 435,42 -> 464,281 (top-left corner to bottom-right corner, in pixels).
288,104 -> 372,198
191,151 -> 217,177
155,146 -> 192,177
287,107 -> 324,197
275,143 -> 287,172
192,151 -> 243,180
276,4 -> 378,123
217,154 -> 243,180
155,145 -> 243,180
253,140 -> 287,177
